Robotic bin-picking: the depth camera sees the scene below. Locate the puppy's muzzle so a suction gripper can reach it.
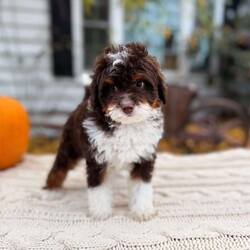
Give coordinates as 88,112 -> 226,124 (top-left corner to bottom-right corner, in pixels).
120,97 -> 135,115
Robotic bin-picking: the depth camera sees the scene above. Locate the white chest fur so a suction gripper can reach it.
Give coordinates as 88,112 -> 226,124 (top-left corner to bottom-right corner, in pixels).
83,115 -> 163,169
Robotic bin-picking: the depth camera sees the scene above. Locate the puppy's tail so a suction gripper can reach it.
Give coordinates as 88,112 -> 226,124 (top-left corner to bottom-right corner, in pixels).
83,85 -> 91,102
81,73 -> 92,101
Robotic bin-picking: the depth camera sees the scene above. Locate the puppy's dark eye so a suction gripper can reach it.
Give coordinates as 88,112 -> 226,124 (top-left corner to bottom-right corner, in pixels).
136,81 -> 144,88
113,85 -> 118,92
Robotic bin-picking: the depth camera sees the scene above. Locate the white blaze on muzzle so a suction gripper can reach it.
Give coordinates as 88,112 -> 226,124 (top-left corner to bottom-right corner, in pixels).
106,102 -> 157,124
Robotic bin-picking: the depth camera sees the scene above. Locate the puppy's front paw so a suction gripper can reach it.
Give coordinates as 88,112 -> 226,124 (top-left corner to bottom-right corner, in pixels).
89,205 -> 113,220
130,204 -> 156,221
129,180 -> 155,221
87,185 -> 113,220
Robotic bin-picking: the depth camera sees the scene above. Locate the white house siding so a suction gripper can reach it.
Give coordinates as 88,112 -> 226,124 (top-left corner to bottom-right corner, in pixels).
0,0 -> 51,83
0,0 -> 84,135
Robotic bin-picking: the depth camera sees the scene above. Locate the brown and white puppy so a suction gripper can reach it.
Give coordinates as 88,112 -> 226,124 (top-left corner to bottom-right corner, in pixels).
45,42 -> 167,220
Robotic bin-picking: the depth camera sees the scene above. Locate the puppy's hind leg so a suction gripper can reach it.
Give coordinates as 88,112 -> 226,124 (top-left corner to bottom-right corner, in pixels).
44,142 -> 79,189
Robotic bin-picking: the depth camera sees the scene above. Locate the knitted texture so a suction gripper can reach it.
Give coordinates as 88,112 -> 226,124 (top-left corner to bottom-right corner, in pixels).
0,149 -> 250,249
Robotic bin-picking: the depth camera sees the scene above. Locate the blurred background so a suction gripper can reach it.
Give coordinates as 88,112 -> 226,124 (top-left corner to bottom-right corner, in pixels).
0,0 -> 249,154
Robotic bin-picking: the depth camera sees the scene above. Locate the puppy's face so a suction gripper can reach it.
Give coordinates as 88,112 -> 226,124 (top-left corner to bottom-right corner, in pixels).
90,43 -> 167,124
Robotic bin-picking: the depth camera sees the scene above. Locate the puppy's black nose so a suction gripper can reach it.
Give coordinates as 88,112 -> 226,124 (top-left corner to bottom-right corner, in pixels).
122,105 -> 133,114
120,98 -> 134,114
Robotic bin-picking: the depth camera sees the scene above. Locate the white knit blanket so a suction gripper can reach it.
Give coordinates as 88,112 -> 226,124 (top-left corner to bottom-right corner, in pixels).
0,149 -> 250,250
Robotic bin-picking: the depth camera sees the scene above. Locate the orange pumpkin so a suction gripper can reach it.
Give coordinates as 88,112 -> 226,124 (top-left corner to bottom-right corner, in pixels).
0,96 -> 30,169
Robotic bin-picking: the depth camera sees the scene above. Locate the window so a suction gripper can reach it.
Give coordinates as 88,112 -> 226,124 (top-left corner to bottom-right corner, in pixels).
83,1 -> 110,69
125,0 -> 181,70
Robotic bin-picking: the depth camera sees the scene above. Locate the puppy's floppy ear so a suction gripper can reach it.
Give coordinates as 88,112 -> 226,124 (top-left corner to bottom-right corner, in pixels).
158,74 -> 167,104
147,55 -> 167,105
89,53 -> 107,110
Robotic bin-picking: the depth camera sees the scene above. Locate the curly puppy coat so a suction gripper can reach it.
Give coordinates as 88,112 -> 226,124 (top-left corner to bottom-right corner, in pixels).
45,42 -> 167,220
